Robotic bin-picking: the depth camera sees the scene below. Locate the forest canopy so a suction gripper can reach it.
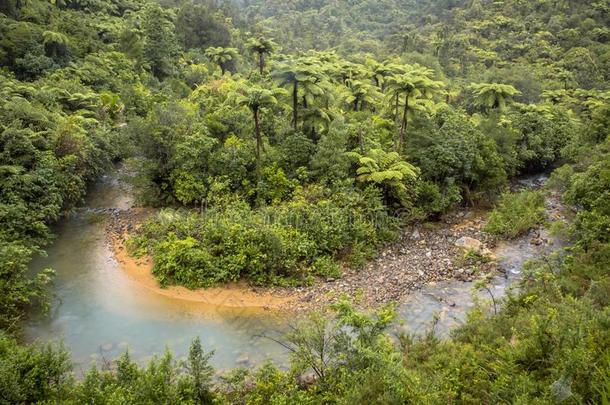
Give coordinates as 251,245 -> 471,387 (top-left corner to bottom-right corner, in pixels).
0,0 -> 609,403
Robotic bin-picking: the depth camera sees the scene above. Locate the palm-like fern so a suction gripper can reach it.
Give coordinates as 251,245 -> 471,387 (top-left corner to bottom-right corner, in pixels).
347,148 -> 418,205
387,65 -> 444,150
42,30 -> 69,59
344,79 -> 381,111
246,36 -> 276,75
469,82 -> 521,111
272,58 -> 325,129
235,85 -> 286,165
205,47 -> 238,75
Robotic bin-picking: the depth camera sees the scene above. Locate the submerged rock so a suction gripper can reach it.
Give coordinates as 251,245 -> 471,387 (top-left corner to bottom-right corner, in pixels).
100,342 -> 115,352
236,354 -> 251,367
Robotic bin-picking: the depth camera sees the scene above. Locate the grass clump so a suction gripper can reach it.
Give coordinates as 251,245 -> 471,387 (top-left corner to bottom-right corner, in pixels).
485,190 -> 545,239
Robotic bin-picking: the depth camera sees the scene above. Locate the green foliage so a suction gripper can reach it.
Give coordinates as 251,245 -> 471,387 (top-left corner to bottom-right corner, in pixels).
411,107 -> 508,202
131,188 -> 398,287
386,64 -> 444,150
247,35 -> 276,74
0,71 -> 121,331
0,244 -> 53,332
469,82 -> 521,111
485,190 -> 546,239
508,107 -> 576,173
72,338 -> 216,404
205,47 -> 238,75
141,3 -> 179,79
0,0 -> 609,402
564,141 -> 610,248
176,2 -> 232,50
347,148 -> 418,207
0,333 -> 73,403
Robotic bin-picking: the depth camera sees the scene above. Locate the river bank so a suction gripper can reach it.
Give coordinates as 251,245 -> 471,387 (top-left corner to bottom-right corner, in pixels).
25,172 -> 290,372
26,170 -> 568,372
105,175 -> 563,315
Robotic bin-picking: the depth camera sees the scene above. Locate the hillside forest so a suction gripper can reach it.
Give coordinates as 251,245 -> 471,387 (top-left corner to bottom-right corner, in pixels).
1,0 -> 609,403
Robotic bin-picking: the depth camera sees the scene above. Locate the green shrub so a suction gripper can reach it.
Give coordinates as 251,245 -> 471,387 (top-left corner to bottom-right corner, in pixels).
0,333 -> 73,403
412,179 -> 462,220
132,188 -> 399,287
485,190 -> 545,238
564,145 -> 610,248
411,107 -> 508,203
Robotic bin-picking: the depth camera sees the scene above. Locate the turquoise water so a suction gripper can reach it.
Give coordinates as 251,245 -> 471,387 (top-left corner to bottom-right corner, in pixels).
24,174 -> 288,374
25,172 -> 560,374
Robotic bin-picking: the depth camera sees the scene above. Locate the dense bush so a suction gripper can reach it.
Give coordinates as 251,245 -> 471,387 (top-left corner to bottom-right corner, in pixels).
0,73 -> 123,329
131,187 -> 399,287
0,0 -> 609,402
0,333 -> 73,403
564,142 -> 610,248
411,107 -> 508,203
484,190 -> 546,239
508,107 -> 576,173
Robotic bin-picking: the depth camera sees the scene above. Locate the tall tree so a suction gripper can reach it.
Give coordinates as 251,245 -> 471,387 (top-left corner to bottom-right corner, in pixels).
302,106 -> 332,141
387,67 -> 444,151
235,84 -> 285,167
176,3 -> 231,50
185,337 -> 215,404
344,79 -> 380,111
272,59 -> 324,130
205,47 -> 238,75
141,4 -> 178,79
246,36 -> 276,75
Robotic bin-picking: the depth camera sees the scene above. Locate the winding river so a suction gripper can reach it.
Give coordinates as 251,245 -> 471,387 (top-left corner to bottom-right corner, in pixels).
24,172 -> 288,374
25,171 -> 563,373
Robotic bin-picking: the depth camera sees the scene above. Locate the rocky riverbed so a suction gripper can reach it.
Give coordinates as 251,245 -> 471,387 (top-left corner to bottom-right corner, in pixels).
104,172 -> 566,316
105,205 -> 504,312
280,209 -> 502,311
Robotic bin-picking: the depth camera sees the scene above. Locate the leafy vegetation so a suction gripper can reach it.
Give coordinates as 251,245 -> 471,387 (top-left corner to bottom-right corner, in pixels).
130,187 -> 398,287
485,190 -> 546,239
0,0 -> 609,402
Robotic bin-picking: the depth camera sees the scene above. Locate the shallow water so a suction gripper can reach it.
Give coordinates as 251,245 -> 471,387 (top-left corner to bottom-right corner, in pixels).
397,174 -> 564,337
25,172 -> 562,372
24,173 -> 288,374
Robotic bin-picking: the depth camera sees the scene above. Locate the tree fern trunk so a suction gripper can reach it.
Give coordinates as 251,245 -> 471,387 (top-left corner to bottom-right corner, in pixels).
292,81 -> 298,130
259,53 -> 265,75
254,107 -> 262,166
399,94 -> 409,152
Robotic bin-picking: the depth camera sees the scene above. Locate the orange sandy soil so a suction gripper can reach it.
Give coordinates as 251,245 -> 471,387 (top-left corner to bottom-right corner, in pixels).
111,235 -> 294,310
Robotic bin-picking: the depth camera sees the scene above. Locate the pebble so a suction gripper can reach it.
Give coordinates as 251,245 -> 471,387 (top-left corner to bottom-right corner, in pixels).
236,354 -> 251,367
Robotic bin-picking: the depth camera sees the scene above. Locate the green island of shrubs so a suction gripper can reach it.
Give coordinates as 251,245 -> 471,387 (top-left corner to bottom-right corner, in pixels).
0,0 -> 609,402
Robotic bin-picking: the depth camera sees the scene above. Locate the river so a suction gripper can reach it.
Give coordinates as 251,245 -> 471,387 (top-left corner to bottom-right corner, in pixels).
24,172 -> 288,375
25,171 -> 563,373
